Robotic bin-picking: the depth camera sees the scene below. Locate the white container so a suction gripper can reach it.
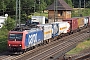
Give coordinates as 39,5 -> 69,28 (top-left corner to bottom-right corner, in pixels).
0,16 -> 7,29
54,22 -> 70,34
31,16 -> 45,24
0,16 -> 7,24
0,24 -> 3,28
37,24 -> 52,40
84,17 -> 89,26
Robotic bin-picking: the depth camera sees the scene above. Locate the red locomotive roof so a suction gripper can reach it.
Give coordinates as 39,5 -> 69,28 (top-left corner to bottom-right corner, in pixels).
9,31 -> 23,34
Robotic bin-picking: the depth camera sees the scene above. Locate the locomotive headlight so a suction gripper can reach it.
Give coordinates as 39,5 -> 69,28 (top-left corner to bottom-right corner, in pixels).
19,45 -> 21,46
9,44 -> 11,46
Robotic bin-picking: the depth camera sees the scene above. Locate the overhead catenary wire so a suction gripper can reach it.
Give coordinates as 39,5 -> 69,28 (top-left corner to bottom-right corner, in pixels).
16,0 -> 21,28
54,0 -> 58,22
79,0 -> 81,17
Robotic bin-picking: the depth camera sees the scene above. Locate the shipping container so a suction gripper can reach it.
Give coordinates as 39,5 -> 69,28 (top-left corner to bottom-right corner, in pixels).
0,16 -> 7,28
77,17 -> 84,28
84,17 -> 89,26
25,28 -> 44,48
37,24 -> 52,40
31,16 -> 45,24
54,22 -> 70,35
63,18 -> 78,31
87,16 -> 90,26
50,23 -> 59,37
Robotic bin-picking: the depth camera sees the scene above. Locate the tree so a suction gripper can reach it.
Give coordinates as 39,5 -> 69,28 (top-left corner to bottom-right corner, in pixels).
86,0 -> 90,8
0,0 -> 10,10
21,0 -> 34,14
44,0 -> 54,6
35,0 -> 47,12
64,0 -> 72,7
4,17 -> 15,31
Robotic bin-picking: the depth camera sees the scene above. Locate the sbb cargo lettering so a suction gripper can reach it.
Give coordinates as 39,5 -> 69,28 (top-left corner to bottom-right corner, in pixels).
28,33 -> 37,45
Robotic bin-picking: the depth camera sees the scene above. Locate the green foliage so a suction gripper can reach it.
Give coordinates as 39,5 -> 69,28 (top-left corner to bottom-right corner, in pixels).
4,17 -> 16,31
44,0 -> 54,6
0,0 -> 54,14
0,0 -> 90,13
67,40 -> 90,54
86,1 -> 90,8
72,8 -> 90,17
0,17 -> 15,52
21,14 -> 28,23
40,0 -> 47,11
7,0 -> 16,11
64,0 -> 72,7
0,28 -> 8,38
0,41 -> 7,52
87,38 -> 90,41
33,12 -> 48,17
0,27 -> 8,52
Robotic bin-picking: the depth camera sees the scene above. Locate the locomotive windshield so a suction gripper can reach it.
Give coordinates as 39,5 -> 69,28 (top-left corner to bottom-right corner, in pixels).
8,33 -> 23,41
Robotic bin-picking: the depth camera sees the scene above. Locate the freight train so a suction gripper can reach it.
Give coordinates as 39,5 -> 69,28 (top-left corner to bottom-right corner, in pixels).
7,16 -> 90,52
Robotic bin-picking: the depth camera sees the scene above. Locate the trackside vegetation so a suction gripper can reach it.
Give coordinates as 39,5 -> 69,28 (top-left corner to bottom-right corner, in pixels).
0,28 -> 8,52
0,17 -> 15,52
67,39 -> 90,55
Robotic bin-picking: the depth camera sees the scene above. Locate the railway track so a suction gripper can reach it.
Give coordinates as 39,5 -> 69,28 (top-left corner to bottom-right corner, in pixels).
75,53 -> 90,60
34,33 -> 89,60
14,28 -> 89,60
0,28 -> 89,60
0,52 -> 19,60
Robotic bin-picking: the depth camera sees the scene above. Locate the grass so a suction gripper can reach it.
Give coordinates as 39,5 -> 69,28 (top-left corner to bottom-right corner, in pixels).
67,39 -> 90,55
34,12 -> 48,17
28,11 -> 48,19
72,8 -> 90,17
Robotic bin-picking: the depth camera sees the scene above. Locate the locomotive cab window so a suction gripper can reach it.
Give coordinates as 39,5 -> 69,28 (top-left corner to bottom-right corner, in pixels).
9,33 -> 23,41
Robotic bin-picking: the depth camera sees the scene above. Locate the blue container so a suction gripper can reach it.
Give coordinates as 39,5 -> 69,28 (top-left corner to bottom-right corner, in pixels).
51,23 -> 59,37
25,28 -> 44,47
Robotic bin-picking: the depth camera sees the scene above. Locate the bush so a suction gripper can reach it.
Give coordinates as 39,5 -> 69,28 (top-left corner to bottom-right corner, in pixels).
0,26 -> 8,53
